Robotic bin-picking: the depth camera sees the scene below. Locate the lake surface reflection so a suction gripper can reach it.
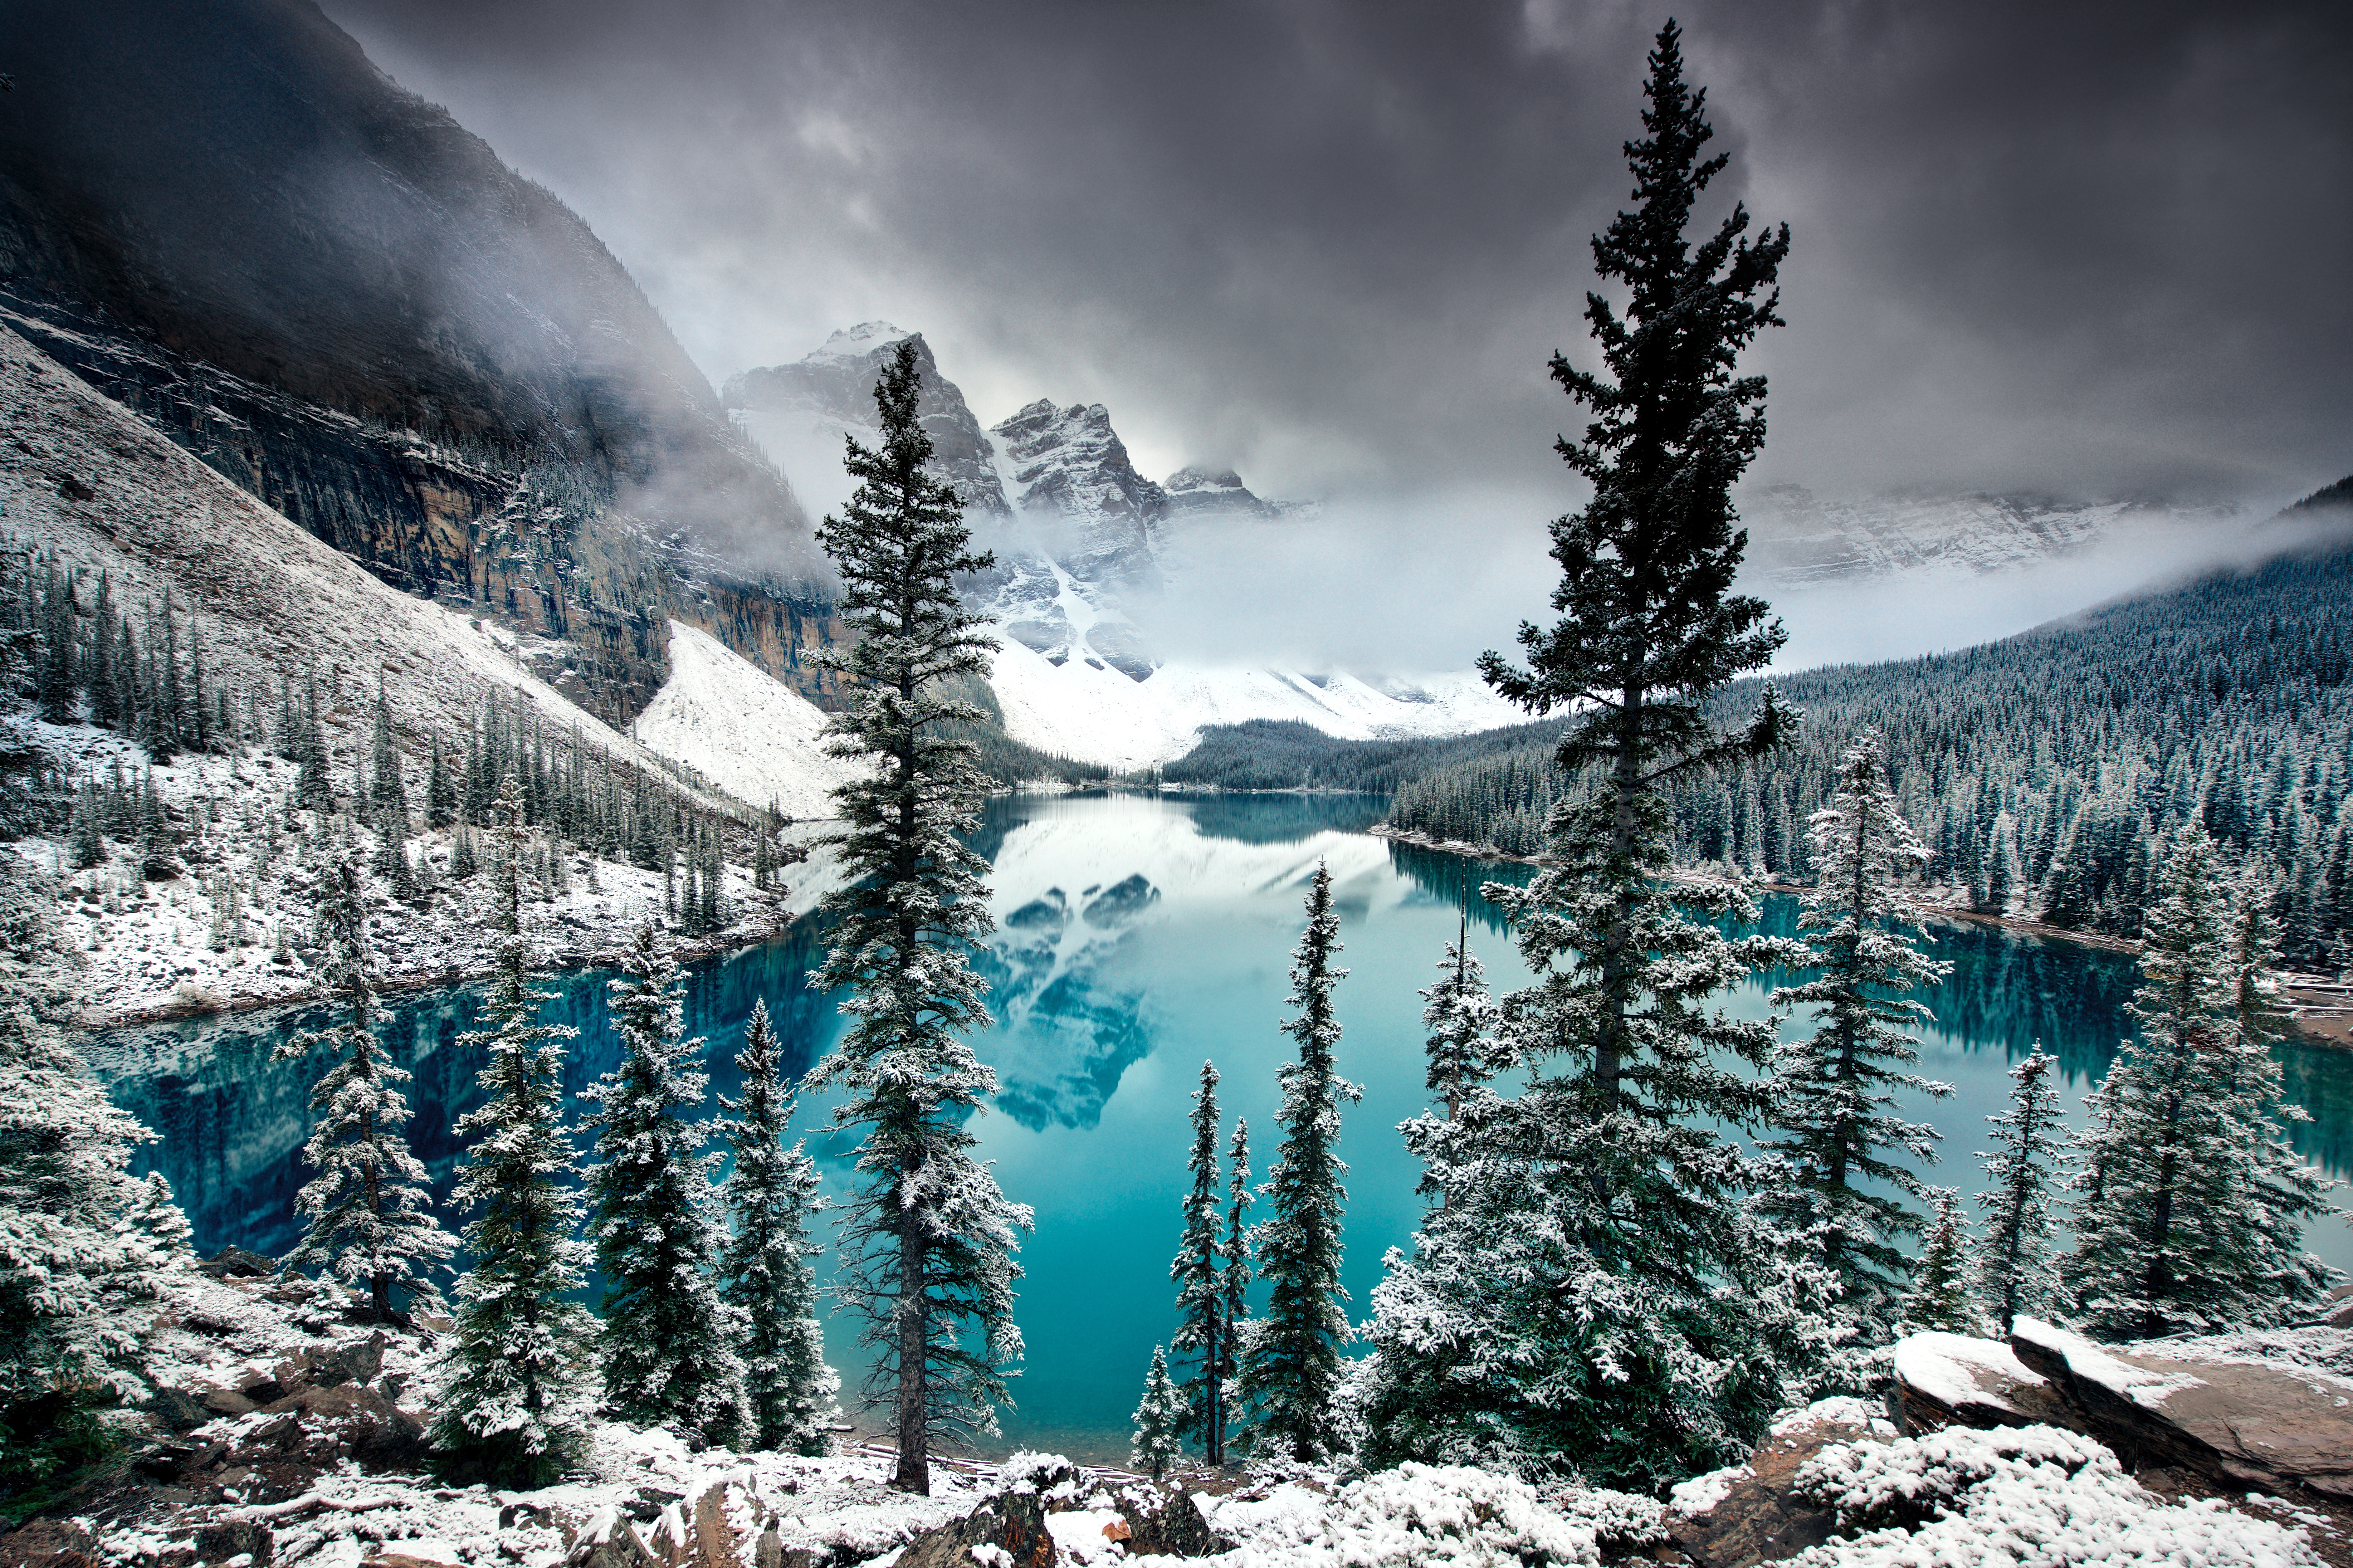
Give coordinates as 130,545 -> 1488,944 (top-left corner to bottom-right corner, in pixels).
84,792 -> 2353,1460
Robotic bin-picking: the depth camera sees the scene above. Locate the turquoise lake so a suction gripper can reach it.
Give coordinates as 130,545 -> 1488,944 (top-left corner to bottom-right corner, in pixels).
83,792 -> 2353,1462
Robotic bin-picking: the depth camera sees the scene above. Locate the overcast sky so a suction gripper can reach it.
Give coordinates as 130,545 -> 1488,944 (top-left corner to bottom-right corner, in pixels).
326,0 -> 2349,625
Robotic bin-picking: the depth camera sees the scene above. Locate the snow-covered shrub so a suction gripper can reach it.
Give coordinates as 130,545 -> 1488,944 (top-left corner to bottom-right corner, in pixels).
1207,1462 -> 1632,1567
1790,1425 -> 2319,1567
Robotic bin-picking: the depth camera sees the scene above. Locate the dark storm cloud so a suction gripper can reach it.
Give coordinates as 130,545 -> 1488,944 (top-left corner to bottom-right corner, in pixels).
324,0 -> 2350,512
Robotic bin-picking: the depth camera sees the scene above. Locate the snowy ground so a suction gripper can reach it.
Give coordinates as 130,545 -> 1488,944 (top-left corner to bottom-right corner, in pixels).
6,715 -> 842,1029
630,620 -> 864,821
986,636 -> 1524,773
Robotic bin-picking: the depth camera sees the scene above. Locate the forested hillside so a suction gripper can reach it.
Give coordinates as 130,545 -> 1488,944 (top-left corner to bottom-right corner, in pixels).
1383,523 -> 2353,962
1160,509 -> 2353,964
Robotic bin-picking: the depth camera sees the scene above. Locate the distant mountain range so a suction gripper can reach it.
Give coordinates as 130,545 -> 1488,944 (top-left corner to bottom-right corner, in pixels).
726,324 -> 1518,770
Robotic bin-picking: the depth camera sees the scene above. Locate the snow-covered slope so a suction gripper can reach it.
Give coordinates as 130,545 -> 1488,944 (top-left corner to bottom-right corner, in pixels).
988,638 -> 1522,771
631,619 -> 865,819
0,324 -> 694,785
1745,485 -> 2245,586
728,324 -> 1522,769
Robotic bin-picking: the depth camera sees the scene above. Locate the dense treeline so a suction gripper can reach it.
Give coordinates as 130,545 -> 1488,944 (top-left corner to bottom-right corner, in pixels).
1377,529 -> 2353,965
1159,716 -> 1570,792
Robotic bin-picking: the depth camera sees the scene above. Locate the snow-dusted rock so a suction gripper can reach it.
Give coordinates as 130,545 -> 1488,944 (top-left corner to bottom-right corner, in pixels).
1889,1332 -> 2083,1433
2011,1316 -> 2353,1499
1668,1398 -> 1893,1568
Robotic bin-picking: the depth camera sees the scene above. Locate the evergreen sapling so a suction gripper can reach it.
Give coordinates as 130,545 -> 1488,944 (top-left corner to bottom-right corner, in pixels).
581,922 -> 749,1444
1170,1060 -> 1229,1464
720,998 -> 841,1455
1131,1345 -> 1187,1482
1971,1047 -> 2063,1334
275,845 -> 453,1322
1899,1191 -> 1981,1336
429,776 -> 594,1485
1235,861 -> 1360,1463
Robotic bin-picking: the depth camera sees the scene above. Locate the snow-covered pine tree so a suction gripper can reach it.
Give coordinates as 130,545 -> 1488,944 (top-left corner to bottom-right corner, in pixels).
1170,1060 -> 1227,1463
581,922 -> 748,1445
0,858 -> 186,1491
1220,1117 -> 1252,1436
1421,911 -> 1504,1132
1358,21 -> 1804,1491
1130,1345 -> 1187,1482
1761,732 -> 1953,1322
720,999 -> 839,1455
2064,829 -> 2337,1336
1234,861 -> 1360,1463
807,337 -> 1030,1495
1898,1190 -> 1981,1335
1971,1047 -> 2063,1333
274,845 -> 453,1322
429,775 -> 594,1485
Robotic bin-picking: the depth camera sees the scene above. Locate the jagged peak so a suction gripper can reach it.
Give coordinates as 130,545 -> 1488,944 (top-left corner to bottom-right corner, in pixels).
806,321 -> 915,363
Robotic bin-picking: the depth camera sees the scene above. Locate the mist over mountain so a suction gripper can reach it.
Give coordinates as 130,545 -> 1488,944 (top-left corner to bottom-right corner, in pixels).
0,0 -> 828,720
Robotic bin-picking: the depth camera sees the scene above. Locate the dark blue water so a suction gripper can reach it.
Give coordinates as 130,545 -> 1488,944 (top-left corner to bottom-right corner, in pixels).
82,793 -> 2353,1461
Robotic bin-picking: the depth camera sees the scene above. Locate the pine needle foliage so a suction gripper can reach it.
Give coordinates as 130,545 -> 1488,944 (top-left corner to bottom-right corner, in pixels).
1359,21 -> 1814,1490
1235,861 -> 1361,1464
720,999 -> 840,1455
275,845 -> 453,1322
0,860 -> 186,1493
807,338 -> 1030,1495
1898,1191 -> 1982,1336
581,922 -> 748,1445
1171,1060 -> 1229,1464
1971,1048 -> 2064,1334
1761,732 -> 1953,1321
1220,1117 -> 1253,1433
429,775 -> 593,1487
2064,829 -> 2337,1337
1131,1345 -> 1187,1482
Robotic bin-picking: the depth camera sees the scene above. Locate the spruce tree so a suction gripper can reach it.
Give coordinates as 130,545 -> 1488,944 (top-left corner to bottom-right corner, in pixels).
1761,732 -> 1953,1321
581,922 -> 748,1444
807,336 -> 1029,1494
1971,1047 -> 2062,1334
720,1000 -> 840,1455
1235,861 -> 1359,1463
1363,20 -> 1804,1489
1220,1117 -> 1252,1436
2064,829 -> 2337,1336
1130,1346 -> 1187,1482
429,775 -> 594,1485
1170,1061 -> 1229,1463
1,858 -> 187,1490
275,845 -> 453,1322
1898,1191 -> 1981,1336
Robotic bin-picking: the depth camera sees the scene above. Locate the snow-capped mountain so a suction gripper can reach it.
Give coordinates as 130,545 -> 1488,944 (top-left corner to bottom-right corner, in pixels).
1743,484 -> 2246,586
726,325 -> 1522,770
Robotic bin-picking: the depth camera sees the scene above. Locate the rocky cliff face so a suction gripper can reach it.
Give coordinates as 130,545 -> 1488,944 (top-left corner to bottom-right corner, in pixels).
1163,464 -> 1282,518
0,0 -> 835,720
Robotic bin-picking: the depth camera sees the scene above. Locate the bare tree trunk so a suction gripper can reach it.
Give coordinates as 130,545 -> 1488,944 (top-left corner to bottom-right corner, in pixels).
895,1197 -> 929,1493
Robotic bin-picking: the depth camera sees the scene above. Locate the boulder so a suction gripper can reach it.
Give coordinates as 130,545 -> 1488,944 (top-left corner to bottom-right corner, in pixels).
1119,1491 -> 1233,1558
273,1333 -> 388,1392
2010,1316 -> 2353,1499
145,1387 -> 214,1432
1890,1331 -> 2085,1433
1668,1399 -> 1890,1568
246,1383 -> 425,1472
202,1246 -> 275,1279
190,1520 -> 275,1565
749,1523 -> 827,1568
0,1519 -> 102,1568
896,1494 -> 1059,1568
563,1509 -> 664,1568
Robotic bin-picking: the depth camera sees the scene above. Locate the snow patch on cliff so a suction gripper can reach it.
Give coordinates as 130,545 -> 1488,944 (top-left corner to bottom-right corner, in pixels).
632,621 -> 861,819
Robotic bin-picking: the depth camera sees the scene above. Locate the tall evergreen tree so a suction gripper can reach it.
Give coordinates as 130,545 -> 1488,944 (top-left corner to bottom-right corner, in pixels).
429,776 -> 594,1485
275,846 -> 453,1322
1363,21 -> 1805,1489
581,922 -> 748,1444
720,1000 -> 840,1455
1130,1346 -> 1187,1482
1220,1117 -> 1252,1440
807,337 -> 1029,1495
1171,1061 -> 1229,1463
1971,1047 -> 2063,1334
2064,830 -> 2337,1336
1235,862 -> 1359,1463
1761,732 -> 1952,1321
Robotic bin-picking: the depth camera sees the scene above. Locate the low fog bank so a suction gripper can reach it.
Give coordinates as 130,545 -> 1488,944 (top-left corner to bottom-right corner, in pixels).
1760,504 -> 2353,674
